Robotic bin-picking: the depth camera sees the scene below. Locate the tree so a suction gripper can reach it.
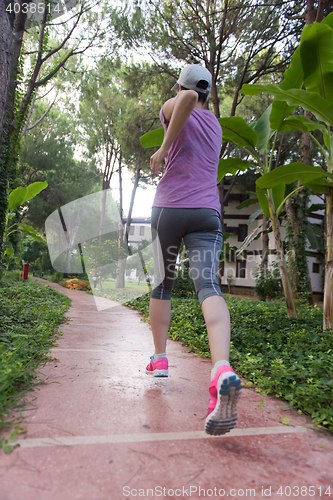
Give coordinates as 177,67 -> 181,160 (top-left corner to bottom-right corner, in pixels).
130,0 -> 298,118
2,181 -> 47,270
284,0 -> 333,302
18,101 -> 100,232
78,60 -> 172,287
0,0 -> 119,276
242,12 -> 333,330
0,0 -> 12,140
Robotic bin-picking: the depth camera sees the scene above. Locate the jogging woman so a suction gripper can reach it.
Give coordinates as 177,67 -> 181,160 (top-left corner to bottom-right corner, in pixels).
145,64 -> 241,436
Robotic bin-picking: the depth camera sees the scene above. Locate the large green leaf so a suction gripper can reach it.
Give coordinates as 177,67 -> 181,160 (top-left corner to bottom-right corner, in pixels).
17,224 -> 45,243
218,117 -> 258,149
308,203 -> 326,213
323,131 -> 333,160
304,178 -> 333,194
301,23 -> 333,102
217,158 -> 254,182
8,187 -> 28,211
270,46 -> 304,130
140,128 -> 164,148
256,186 -> 270,217
257,163 -> 332,188
279,115 -> 327,133
25,182 -> 48,202
271,184 -> 285,215
236,198 -> 258,210
4,243 -> 14,259
306,223 -> 324,251
8,182 -> 48,211
240,84 -> 333,127
250,105 -> 272,154
322,11 -> 333,29
279,47 -> 304,92
256,184 -> 286,217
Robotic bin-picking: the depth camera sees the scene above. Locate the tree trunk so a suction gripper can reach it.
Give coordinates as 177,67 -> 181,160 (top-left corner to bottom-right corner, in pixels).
116,153 -> 126,289
99,187 -> 107,246
259,215 -> 269,300
306,0 -> 316,23
209,65 -> 220,119
116,255 -> 126,289
269,200 -> 297,318
0,0 -> 12,139
286,110 -> 313,301
323,187 -> 333,330
6,3 -> 28,131
123,159 -> 141,248
0,1 -> 13,277
0,4 -> 28,275
285,196 -> 300,292
261,215 -> 269,270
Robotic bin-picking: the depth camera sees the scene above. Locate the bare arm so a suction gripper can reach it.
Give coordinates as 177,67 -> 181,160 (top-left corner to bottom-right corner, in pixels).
150,90 -> 198,175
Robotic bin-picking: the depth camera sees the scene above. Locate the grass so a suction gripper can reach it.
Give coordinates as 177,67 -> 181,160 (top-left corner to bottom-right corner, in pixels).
89,278 -> 152,303
0,271 -> 71,452
127,294 -> 333,433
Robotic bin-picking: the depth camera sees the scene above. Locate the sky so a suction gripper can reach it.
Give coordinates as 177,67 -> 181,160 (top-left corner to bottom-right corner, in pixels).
109,166 -> 157,219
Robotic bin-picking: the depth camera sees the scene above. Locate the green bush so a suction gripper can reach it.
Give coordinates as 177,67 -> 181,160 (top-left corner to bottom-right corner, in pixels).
172,260 -> 196,298
127,295 -> 333,432
253,262 -> 282,301
21,237 -> 52,272
55,271 -> 63,282
0,272 -> 70,448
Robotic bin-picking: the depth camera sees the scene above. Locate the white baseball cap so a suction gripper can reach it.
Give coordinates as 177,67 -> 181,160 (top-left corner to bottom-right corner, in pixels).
172,64 -> 212,95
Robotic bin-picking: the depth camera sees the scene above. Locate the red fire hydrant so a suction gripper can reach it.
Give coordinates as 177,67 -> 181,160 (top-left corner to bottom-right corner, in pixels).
22,263 -> 29,280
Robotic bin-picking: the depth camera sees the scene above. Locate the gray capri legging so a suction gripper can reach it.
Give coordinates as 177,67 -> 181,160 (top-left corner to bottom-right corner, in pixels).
150,207 -> 223,305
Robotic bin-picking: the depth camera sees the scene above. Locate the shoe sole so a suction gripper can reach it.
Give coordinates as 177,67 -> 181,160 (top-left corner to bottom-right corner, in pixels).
145,369 -> 168,377
205,373 -> 242,436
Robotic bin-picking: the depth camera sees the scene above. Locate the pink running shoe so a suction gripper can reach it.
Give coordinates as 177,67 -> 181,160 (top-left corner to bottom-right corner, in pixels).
146,356 -> 168,377
205,364 -> 242,435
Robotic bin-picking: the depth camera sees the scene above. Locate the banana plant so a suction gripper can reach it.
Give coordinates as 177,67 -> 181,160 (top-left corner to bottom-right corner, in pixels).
241,12 -> 333,331
139,15 -> 333,319
3,182 -> 47,269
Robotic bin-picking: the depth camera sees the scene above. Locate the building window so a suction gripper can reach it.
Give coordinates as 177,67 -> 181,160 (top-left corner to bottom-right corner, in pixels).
130,226 -> 135,235
236,260 -> 246,278
219,261 -> 224,278
140,226 -> 145,236
312,262 -> 320,274
225,248 -> 235,262
238,224 -> 248,242
126,269 -> 131,276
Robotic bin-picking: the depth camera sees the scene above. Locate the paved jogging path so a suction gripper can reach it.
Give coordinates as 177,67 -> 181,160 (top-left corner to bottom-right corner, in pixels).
0,279 -> 332,500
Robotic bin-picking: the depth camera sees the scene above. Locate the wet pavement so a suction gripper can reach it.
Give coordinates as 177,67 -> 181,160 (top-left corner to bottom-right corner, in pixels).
0,279 -> 332,500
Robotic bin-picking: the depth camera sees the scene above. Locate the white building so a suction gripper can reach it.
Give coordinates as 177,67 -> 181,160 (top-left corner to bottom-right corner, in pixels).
123,194 -> 324,299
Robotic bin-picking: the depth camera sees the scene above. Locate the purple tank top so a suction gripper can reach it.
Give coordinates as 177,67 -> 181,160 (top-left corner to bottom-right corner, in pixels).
152,106 -> 222,214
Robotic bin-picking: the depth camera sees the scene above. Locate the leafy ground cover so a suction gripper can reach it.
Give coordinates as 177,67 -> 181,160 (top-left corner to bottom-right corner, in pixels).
0,272 -> 71,452
127,294 -> 333,432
